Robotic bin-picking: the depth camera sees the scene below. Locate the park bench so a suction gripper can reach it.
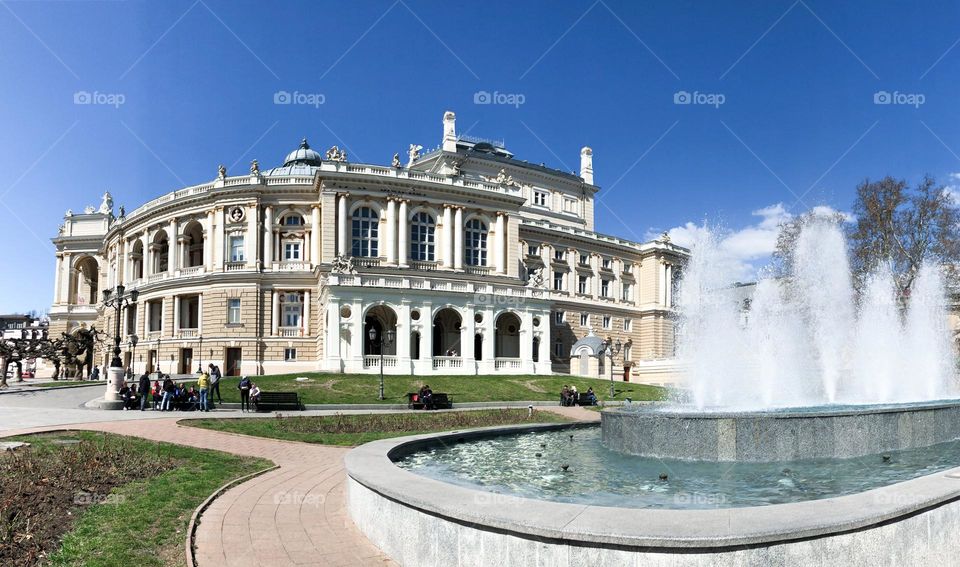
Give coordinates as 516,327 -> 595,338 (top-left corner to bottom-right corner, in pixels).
254,391 -> 304,412
407,392 -> 453,410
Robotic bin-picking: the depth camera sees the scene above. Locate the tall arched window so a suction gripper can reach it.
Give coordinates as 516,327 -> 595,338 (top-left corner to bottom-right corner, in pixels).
351,207 -> 379,257
410,212 -> 435,261
465,219 -> 488,266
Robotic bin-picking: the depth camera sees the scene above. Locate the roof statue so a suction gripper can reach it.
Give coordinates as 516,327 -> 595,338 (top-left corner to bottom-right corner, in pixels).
218,164 -> 227,180
407,144 -> 422,167
392,153 -> 401,168
98,191 -> 114,215
325,146 -> 347,162
250,159 -> 260,175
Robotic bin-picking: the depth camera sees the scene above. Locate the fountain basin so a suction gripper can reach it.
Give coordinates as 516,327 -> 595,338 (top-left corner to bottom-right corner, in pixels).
346,423 -> 960,565
602,399 -> 960,462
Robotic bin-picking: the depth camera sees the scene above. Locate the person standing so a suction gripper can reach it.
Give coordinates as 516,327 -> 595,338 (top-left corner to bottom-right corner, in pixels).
138,373 -> 151,411
208,363 -> 222,404
197,369 -> 211,412
238,375 -> 252,412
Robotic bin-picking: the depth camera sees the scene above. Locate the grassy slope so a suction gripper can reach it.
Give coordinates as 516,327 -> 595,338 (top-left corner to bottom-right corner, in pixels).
184,409 -> 574,446
11,431 -> 269,567
195,372 -> 667,405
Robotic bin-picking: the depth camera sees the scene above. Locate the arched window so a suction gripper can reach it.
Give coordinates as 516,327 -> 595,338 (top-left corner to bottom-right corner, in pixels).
410,212 -> 435,261
351,207 -> 379,257
465,219 -> 487,266
281,214 -> 303,226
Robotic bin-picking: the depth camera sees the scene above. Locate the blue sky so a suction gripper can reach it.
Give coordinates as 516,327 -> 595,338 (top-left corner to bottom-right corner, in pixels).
2,0 -> 960,313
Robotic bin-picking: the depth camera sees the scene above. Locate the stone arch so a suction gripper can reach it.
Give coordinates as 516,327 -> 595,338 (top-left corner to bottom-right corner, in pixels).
432,307 -> 462,357
181,220 -> 205,268
494,311 -> 521,358
71,255 -> 99,305
364,303 -> 398,356
151,229 -> 170,274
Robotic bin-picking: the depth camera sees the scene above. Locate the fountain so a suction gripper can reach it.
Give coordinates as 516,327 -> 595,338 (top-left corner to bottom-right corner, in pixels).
345,218 -> 960,564
604,219 -> 960,461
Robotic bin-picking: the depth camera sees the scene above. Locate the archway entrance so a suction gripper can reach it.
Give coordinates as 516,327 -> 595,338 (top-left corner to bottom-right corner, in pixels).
494,312 -> 521,358
432,308 -> 462,357
364,305 -> 397,356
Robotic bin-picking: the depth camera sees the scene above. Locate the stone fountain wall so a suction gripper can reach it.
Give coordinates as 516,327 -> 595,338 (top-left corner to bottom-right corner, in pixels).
601,401 -> 960,462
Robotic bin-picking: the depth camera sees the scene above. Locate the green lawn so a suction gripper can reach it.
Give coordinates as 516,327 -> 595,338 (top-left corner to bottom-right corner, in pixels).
183,408 -> 574,446
192,373 -> 668,405
5,431 -> 270,567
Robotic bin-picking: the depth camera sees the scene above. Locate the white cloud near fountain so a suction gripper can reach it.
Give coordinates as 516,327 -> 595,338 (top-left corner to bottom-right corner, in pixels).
678,219 -> 958,410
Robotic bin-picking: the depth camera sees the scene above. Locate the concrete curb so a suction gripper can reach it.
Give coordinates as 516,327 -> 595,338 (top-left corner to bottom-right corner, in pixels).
185,464 -> 280,567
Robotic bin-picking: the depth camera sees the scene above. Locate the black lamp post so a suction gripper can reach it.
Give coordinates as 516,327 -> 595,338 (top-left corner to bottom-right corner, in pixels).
601,337 -> 623,398
126,334 -> 139,379
368,326 -> 395,400
197,335 -> 203,373
102,284 -> 139,368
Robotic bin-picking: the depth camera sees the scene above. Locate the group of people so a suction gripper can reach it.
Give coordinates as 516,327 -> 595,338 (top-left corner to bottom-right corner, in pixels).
237,375 -> 261,412
115,363 -> 226,412
560,385 -> 597,406
416,384 -> 434,409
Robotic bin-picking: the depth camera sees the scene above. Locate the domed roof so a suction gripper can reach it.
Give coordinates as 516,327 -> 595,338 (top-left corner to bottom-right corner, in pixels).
283,138 -> 323,167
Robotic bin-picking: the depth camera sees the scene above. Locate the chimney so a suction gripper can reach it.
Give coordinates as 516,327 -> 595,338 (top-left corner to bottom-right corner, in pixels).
442,111 -> 457,152
580,147 -> 594,184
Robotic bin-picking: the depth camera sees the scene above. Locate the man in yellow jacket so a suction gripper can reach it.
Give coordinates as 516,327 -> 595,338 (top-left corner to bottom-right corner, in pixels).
197,370 -> 211,412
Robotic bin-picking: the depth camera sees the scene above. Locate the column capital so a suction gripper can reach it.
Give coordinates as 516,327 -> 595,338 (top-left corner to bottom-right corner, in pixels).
337,191 -> 351,198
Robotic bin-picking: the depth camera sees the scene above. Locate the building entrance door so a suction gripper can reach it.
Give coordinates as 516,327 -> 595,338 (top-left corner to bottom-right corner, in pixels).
180,348 -> 193,374
226,348 -> 242,376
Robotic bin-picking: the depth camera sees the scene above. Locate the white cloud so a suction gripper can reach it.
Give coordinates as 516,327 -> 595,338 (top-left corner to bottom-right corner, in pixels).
648,203 -> 849,282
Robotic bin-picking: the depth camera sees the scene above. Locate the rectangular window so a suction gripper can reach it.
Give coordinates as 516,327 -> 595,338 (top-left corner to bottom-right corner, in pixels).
624,318 -> 633,332
603,315 -> 611,329
553,341 -> 563,357
622,263 -> 632,275
601,279 -> 610,297
528,244 -> 540,256
227,298 -> 241,324
579,252 -> 590,266
564,197 -> 578,213
602,258 -> 611,270
554,311 -> 564,325
553,272 -> 564,291
284,242 -> 301,261
284,348 -> 297,361
554,249 -> 566,261
229,236 -> 245,262
149,301 -> 163,332
282,292 -> 302,327
580,313 -> 589,327
578,275 -> 588,295
533,190 -> 548,207
622,284 -> 632,302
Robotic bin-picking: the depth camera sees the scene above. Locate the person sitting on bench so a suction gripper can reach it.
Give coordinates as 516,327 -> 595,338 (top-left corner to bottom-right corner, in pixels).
583,387 -> 597,405
419,384 -> 434,410
560,385 -> 572,406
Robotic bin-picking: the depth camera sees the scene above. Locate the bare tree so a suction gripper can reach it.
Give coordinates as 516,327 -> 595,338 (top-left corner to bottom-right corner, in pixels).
848,176 -> 960,295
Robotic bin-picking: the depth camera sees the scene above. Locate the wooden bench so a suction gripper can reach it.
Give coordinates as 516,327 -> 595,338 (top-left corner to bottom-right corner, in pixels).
254,391 -> 304,412
407,392 -> 453,410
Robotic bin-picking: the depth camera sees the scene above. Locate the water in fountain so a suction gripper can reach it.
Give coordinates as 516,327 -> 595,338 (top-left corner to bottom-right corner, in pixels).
677,219 -> 958,410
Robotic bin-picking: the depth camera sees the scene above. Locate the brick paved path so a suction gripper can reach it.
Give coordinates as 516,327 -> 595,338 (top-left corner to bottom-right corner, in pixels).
1,405 -> 598,566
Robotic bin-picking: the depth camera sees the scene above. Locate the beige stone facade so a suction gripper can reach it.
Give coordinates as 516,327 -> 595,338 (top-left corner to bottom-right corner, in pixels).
49,112 -> 687,381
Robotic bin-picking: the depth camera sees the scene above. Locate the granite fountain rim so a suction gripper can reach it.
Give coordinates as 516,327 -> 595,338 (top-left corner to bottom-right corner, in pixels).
614,397 -> 960,419
345,421 -> 960,549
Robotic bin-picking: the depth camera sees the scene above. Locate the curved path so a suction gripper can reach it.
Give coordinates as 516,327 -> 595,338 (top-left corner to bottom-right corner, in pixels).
2,404 -> 597,566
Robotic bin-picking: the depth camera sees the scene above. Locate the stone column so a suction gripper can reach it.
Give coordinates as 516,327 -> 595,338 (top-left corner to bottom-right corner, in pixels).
141,231 -> 149,277
205,210 -> 214,270
520,311 -> 534,371
420,302 -> 433,361
537,328 -> 550,370
271,291 -> 279,336
481,307 -> 495,362
173,295 -> 180,337
119,240 -> 127,284
197,293 -> 203,334
397,300 -> 411,366
303,289 -> 311,336
494,212 -> 505,274
454,207 -> 464,270
144,300 -> 151,337
386,198 -> 397,265
168,218 -> 178,274
264,206 -> 273,268
350,298 -> 363,361
659,259 -> 667,306
665,263 -> 673,308
325,300 -> 341,364
62,252 -> 72,303
461,303 -> 475,363
337,193 -> 348,256
246,204 -> 258,268
311,206 -> 321,264
53,254 -> 62,304
592,254 -> 600,299
214,208 -> 225,269
397,200 -> 408,267
442,205 -> 453,268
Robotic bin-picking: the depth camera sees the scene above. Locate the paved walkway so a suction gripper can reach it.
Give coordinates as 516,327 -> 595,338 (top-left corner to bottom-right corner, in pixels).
1,387 -> 599,566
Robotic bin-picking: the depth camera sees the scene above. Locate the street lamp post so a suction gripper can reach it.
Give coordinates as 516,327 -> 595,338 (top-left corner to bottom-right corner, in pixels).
368,326 -> 395,400
197,335 -> 203,373
127,334 -> 139,379
101,284 -> 139,401
602,337 -> 623,399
